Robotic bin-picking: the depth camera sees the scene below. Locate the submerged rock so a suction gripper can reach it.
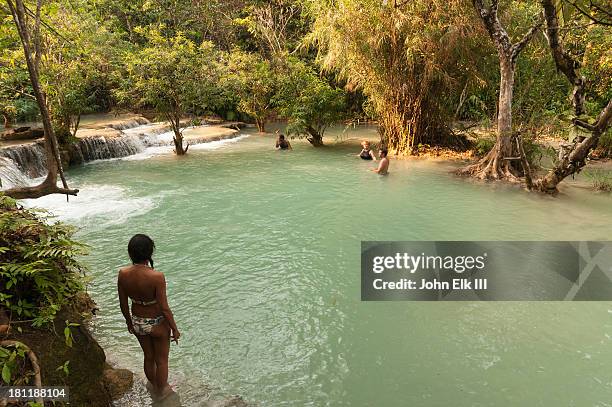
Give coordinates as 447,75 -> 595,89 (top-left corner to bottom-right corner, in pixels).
103,366 -> 134,400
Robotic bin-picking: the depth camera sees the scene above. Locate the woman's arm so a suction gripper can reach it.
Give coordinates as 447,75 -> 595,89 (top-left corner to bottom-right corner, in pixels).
370,151 -> 377,161
117,273 -> 134,334
156,273 -> 181,343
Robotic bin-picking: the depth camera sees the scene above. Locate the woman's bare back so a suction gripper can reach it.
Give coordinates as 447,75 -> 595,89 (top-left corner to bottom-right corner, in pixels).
118,265 -> 162,318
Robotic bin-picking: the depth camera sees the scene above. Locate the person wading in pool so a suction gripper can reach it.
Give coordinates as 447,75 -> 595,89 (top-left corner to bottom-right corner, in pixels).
275,131 -> 292,150
118,234 -> 180,399
372,148 -> 390,175
357,140 -> 376,161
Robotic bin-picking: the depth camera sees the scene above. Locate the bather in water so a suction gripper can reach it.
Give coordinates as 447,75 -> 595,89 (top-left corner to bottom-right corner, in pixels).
117,234 -> 181,400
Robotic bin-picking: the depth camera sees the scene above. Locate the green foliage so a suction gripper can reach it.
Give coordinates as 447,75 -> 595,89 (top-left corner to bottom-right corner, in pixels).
225,51 -> 276,131
56,360 -> 70,376
305,0 -> 479,153
0,195 -> 88,326
584,169 -> 612,192
234,0 -> 309,56
41,2 -> 127,138
63,321 -> 80,348
118,29 -> 224,122
474,137 -> 495,157
1,0 -> 609,156
0,342 -> 29,385
274,58 -> 345,144
0,9 -> 37,125
596,131 -> 612,157
93,0 -> 243,49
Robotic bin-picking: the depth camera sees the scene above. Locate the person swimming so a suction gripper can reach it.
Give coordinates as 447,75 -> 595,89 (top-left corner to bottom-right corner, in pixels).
275,131 -> 292,150
372,148 -> 390,175
358,141 -> 376,160
117,234 -> 180,400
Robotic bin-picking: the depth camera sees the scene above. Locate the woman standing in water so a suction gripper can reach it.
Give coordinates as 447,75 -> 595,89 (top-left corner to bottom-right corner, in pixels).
118,234 -> 181,399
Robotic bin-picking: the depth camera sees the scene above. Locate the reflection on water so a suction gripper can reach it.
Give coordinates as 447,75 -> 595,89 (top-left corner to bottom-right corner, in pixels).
29,125 -> 612,406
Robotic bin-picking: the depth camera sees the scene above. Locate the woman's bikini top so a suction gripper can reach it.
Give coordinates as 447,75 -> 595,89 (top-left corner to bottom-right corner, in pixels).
131,298 -> 157,306
360,148 -> 373,159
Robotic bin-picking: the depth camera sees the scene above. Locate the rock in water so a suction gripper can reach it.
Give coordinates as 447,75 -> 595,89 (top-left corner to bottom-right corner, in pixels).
103,367 -> 134,400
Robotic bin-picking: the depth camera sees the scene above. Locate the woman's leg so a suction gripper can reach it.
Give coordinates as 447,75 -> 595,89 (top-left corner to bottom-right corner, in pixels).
151,323 -> 171,395
136,334 -> 157,385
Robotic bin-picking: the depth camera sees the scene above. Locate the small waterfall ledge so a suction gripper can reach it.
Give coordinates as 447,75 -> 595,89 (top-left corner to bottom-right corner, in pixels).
0,122 -> 241,189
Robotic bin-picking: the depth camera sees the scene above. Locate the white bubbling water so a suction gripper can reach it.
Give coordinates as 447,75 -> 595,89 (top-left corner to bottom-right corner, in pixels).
0,156 -> 34,189
188,134 -> 250,151
21,184 -> 157,227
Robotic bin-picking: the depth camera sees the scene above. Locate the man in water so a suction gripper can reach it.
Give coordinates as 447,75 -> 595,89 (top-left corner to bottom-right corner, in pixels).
372,148 -> 389,175
275,131 -> 292,150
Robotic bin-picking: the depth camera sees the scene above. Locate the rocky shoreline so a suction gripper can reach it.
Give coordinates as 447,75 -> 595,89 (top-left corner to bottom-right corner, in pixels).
1,295 -> 133,406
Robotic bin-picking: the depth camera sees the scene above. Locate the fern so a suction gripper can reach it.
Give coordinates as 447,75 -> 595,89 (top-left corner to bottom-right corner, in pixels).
0,194 -> 89,326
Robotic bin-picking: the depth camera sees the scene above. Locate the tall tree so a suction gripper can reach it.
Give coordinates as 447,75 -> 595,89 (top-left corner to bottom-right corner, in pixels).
119,31 -> 222,155
459,0 -> 543,180
3,0 -> 78,199
534,0 -> 612,192
225,51 -> 276,133
274,58 -> 345,146
306,0 -> 477,154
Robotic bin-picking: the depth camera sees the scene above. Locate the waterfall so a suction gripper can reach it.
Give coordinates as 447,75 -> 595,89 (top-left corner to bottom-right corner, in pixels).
105,117 -> 150,130
0,157 -> 35,189
0,121 -> 242,190
0,142 -> 48,178
70,134 -> 145,165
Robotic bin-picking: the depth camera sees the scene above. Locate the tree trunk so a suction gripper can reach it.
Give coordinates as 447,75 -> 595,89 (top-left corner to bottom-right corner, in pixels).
168,113 -> 188,155
535,100 -> 612,193
541,0 -> 586,117
306,126 -> 323,147
173,131 -> 188,155
533,0 -> 606,194
458,1 -> 541,182
3,113 -> 11,129
256,118 -> 266,133
2,0 -> 78,200
459,57 -> 520,180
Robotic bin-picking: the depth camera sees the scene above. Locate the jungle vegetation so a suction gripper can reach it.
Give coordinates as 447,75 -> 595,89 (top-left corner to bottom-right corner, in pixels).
0,0 -> 610,197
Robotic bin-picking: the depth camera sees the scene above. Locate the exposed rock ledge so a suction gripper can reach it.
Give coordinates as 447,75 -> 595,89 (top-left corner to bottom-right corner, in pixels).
1,293 -> 133,406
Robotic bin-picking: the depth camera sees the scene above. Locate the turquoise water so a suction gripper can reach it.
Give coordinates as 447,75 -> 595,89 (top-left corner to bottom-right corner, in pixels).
29,126 -> 612,406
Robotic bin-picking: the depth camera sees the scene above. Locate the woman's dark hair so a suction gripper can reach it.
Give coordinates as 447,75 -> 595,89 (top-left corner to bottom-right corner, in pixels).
379,148 -> 388,157
128,234 -> 155,268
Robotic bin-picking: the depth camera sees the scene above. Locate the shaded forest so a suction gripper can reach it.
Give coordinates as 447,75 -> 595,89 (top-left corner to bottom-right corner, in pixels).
0,0 -> 610,196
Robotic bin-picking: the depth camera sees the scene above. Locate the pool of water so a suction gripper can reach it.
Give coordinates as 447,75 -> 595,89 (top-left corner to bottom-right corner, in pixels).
27,125 -> 612,406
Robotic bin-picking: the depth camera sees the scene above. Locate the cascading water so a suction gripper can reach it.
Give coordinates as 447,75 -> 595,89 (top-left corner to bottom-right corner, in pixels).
0,122 -> 241,190
0,157 -> 34,189
0,142 -> 48,178
69,134 -> 145,165
105,117 -> 150,130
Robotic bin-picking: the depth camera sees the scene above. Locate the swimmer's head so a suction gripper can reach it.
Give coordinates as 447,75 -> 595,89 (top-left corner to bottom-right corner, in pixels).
128,234 -> 156,268
361,141 -> 370,148
379,148 -> 388,158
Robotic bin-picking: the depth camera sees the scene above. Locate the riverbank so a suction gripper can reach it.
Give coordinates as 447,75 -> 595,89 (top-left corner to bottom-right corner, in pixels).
1,301 -> 133,406
0,196 -> 132,406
